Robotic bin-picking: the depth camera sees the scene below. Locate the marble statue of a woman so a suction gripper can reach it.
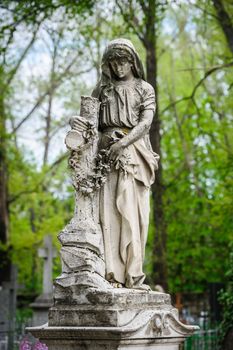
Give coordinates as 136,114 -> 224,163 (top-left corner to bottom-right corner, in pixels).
92,39 -> 160,289
28,39 -> 198,349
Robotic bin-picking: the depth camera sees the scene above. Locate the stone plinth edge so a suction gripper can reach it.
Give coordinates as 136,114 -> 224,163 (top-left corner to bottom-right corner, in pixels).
49,289 -> 173,327
27,308 -> 199,341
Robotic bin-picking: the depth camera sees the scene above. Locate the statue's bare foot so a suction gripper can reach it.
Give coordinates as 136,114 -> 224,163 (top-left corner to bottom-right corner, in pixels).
110,282 -> 123,288
134,284 -> 151,291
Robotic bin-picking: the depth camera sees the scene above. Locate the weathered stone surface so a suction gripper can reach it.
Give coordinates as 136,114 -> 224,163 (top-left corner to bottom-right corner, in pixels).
58,226 -> 103,256
49,289 -> 172,328
54,272 -> 111,296
54,287 -> 170,307
26,288 -> 198,349
26,332 -> 190,350
54,96 -> 110,293
28,290 -> 199,349
59,247 -> 105,277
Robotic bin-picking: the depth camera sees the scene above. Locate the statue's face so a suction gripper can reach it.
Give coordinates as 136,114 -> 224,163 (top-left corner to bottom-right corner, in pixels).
109,56 -> 132,80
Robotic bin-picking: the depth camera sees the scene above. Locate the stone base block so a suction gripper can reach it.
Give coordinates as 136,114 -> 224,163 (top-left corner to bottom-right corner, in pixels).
49,289 -> 172,327
27,289 -> 199,349
27,319 -> 197,350
27,326 -> 185,350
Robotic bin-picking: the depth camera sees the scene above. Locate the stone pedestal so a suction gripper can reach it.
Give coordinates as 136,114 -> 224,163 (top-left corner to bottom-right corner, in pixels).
27,288 -> 199,349
30,293 -> 53,326
27,95 -> 199,348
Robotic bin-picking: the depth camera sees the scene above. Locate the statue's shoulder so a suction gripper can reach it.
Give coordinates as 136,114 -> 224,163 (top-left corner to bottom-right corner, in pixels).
140,80 -> 155,94
136,79 -> 155,98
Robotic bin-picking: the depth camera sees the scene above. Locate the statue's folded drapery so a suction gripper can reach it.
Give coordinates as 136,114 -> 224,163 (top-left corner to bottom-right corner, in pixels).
99,134 -> 159,288
92,38 -> 160,288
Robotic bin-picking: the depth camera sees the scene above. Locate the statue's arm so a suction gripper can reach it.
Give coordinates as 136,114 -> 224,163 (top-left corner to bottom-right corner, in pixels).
109,109 -> 154,162
119,109 -> 153,148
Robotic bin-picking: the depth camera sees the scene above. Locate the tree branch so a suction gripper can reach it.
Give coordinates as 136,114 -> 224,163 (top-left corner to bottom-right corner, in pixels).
189,1 -> 219,20
191,61 -> 233,97
8,151 -> 69,204
48,151 -> 69,171
138,0 -> 148,14
13,64 -> 93,133
116,0 -> 146,45
161,61 -> 233,114
3,26 -> 39,89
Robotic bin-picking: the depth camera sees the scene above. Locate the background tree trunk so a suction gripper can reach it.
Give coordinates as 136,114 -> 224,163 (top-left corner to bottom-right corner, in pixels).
144,0 -> 168,291
43,93 -> 53,166
212,0 -> 233,54
0,92 -> 10,284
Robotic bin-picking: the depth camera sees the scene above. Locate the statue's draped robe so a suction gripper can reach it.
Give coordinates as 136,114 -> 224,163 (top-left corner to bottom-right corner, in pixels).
97,78 -> 159,288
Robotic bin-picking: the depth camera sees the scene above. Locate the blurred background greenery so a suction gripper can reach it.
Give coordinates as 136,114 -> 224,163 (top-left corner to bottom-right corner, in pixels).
0,0 -> 232,348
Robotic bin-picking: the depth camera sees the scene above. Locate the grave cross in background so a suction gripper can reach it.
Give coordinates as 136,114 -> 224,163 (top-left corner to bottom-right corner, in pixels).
31,235 -> 57,326
38,235 -> 57,295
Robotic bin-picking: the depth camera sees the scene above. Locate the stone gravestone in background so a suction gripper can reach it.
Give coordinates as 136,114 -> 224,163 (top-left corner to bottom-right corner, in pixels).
30,235 -> 57,326
28,39 -> 199,349
0,265 -> 17,350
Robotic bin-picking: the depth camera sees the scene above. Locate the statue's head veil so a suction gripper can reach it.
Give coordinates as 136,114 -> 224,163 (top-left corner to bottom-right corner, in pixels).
100,38 -> 145,86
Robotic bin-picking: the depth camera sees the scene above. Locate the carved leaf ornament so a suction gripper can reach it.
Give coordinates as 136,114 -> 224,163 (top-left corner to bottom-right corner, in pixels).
65,113 -> 130,196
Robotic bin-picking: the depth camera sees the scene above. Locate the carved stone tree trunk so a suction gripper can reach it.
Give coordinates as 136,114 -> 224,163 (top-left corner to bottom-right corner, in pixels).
52,96 -> 110,311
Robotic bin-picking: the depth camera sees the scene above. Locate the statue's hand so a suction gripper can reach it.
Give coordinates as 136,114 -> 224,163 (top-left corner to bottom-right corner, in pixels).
109,140 -> 125,162
69,116 -> 88,132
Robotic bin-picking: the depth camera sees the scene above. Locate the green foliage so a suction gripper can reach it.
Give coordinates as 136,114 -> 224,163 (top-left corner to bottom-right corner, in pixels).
0,0 -> 95,57
7,142 -> 73,292
144,1 -> 233,292
1,0 -> 232,297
